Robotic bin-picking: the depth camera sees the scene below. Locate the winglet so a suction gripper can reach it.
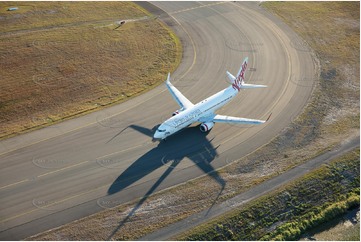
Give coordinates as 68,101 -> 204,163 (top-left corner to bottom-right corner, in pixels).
164,72 -> 194,109
166,72 -> 171,83
266,113 -> 272,122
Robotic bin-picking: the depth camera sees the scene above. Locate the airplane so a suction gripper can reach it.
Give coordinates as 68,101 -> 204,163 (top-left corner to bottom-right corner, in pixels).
153,57 -> 271,141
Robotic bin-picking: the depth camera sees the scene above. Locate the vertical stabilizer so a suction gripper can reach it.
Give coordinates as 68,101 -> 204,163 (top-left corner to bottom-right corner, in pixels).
236,56 -> 249,85
228,57 -> 267,91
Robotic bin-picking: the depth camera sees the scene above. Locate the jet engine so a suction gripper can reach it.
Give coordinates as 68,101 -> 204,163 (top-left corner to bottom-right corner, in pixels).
200,122 -> 214,132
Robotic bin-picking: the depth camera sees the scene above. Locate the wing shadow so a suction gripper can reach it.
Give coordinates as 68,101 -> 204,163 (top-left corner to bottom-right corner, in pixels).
106,124 -> 226,239
107,125 -> 224,195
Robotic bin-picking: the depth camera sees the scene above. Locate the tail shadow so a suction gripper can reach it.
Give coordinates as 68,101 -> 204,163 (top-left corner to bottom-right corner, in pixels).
106,124 -> 226,239
107,125 -> 224,195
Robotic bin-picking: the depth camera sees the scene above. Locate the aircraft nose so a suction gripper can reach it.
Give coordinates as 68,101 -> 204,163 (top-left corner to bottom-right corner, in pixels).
152,131 -> 162,142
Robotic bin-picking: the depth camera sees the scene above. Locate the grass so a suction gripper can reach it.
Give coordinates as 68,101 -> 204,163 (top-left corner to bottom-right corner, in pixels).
263,1 -> 359,143
262,195 -> 359,241
0,2 -> 146,32
304,207 -> 360,241
0,2 -> 182,139
176,149 -> 360,241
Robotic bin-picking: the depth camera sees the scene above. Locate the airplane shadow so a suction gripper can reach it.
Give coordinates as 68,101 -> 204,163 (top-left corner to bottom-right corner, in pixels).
106,124 -> 225,239
107,125 -> 225,195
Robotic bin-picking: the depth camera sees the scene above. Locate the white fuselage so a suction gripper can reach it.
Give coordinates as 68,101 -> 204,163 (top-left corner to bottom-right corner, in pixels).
154,85 -> 238,139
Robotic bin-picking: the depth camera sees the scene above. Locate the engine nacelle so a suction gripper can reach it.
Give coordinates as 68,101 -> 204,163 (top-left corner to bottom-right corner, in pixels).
200,122 -> 214,132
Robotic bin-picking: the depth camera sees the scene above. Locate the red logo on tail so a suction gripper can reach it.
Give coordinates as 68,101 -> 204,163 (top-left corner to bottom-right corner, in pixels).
232,61 -> 247,92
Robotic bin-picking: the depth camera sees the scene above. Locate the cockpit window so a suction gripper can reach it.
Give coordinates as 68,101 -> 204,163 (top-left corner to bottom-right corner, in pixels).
157,129 -> 166,132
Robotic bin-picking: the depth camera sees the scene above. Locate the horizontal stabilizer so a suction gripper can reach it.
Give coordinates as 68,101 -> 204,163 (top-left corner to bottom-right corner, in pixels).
226,71 -> 235,84
226,70 -> 267,89
240,83 -> 267,89
227,57 -> 267,90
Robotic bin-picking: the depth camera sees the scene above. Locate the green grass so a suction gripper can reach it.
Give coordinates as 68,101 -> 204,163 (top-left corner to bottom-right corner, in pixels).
176,149 -> 360,241
0,2 -> 182,139
262,194 -> 359,241
309,209 -> 360,241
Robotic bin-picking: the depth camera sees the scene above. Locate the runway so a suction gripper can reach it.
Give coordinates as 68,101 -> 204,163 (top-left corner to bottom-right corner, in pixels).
0,2 -> 316,240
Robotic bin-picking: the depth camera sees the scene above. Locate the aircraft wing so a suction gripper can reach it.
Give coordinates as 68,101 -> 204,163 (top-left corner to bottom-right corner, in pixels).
165,73 -> 194,109
212,114 -> 271,125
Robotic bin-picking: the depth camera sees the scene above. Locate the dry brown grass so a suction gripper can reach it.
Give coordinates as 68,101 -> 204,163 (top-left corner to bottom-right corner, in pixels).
0,2 -> 181,138
264,2 -> 359,139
